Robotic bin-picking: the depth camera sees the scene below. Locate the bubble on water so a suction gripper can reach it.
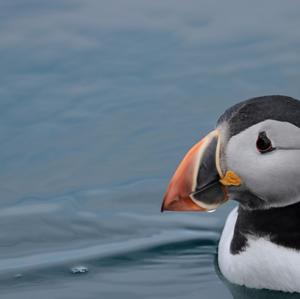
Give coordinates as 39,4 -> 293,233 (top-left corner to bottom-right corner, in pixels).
70,266 -> 89,274
14,273 -> 23,279
207,209 -> 216,213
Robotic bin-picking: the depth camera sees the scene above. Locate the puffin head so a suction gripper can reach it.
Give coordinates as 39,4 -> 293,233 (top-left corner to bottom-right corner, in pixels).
161,95 -> 300,212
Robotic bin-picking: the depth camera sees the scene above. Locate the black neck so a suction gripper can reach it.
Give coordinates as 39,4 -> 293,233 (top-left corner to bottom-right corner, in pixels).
230,201 -> 300,254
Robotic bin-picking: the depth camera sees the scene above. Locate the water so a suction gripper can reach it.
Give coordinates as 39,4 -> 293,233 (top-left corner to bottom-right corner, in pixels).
1,1 -> 300,298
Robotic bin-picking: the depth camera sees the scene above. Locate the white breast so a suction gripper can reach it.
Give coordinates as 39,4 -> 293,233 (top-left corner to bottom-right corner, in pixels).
218,207 -> 300,293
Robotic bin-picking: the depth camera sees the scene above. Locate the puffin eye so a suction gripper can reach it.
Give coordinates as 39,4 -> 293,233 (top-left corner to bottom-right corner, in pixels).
256,131 -> 274,154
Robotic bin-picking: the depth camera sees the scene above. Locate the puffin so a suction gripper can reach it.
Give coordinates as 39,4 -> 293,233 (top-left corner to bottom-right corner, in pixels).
161,95 -> 300,293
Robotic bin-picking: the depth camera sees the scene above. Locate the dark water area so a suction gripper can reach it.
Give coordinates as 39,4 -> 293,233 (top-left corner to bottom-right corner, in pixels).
1,1 -> 300,298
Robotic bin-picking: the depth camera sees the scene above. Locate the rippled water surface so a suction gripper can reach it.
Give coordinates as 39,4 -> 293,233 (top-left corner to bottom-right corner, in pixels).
1,1 -> 300,298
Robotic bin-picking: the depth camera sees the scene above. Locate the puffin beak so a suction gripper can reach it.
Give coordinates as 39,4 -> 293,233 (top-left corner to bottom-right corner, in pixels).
161,130 -> 230,212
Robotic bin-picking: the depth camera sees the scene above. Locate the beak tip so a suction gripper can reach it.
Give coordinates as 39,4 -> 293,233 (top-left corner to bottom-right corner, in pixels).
161,193 -> 206,212
161,193 -> 169,212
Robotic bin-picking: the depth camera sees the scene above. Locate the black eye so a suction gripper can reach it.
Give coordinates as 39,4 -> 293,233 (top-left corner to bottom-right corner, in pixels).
256,131 -> 274,153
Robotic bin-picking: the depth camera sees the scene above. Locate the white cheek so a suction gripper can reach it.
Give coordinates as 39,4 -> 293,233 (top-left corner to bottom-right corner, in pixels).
225,120 -> 300,205
226,129 -> 261,191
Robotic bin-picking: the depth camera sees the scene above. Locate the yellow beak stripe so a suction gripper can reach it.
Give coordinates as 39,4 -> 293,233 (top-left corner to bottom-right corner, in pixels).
220,170 -> 242,186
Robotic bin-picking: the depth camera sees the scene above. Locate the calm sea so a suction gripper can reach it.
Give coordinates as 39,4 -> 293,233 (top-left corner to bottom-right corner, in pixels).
0,1 -> 300,298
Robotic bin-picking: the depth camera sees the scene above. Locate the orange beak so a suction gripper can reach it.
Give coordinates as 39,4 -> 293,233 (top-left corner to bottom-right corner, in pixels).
161,130 -> 228,212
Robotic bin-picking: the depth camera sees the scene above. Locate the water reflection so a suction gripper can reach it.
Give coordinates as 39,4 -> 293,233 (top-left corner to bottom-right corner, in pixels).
223,281 -> 300,299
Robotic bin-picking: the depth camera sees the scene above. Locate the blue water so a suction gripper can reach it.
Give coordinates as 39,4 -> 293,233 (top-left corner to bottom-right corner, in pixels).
1,1 -> 300,298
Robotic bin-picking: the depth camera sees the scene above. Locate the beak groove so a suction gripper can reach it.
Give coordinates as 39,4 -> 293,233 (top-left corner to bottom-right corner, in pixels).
161,129 -> 227,212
